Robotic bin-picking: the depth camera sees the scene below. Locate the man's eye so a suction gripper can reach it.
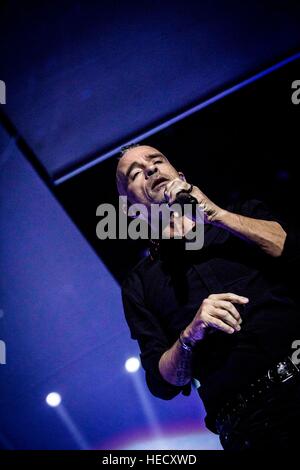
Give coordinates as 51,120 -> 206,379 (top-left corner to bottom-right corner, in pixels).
132,172 -> 140,180
154,160 -> 163,164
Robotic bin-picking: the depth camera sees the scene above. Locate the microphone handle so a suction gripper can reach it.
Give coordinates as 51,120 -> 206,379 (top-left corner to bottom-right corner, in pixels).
173,190 -> 198,209
170,190 -> 198,219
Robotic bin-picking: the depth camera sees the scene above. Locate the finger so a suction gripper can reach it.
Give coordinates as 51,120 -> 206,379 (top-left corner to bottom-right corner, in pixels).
212,300 -> 241,321
211,308 -> 241,330
168,184 -> 189,205
164,179 -> 191,204
163,179 -> 180,201
209,293 -> 249,304
208,317 -> 235,335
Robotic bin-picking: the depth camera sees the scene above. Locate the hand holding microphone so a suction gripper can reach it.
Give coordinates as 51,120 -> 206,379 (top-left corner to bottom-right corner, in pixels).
163,179 -> 198,222
163,177 -> 223,223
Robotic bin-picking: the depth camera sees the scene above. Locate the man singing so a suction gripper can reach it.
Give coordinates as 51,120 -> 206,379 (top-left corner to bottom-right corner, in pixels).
116,143 -> 300,450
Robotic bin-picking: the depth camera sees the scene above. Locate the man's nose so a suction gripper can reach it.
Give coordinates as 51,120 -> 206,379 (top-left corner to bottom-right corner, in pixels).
145,165 -> 158,178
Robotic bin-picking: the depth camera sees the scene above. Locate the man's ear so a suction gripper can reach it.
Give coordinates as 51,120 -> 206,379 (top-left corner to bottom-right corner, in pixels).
178,172 -> 186,182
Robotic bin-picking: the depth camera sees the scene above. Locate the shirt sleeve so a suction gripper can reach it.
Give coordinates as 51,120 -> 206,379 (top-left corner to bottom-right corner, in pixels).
228,198 -> 300,266
228,198 -> 287,226
121,270 -> 191,400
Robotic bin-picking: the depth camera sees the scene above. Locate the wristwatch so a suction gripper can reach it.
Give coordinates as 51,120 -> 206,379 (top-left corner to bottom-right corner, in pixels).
179,331 -> 196,352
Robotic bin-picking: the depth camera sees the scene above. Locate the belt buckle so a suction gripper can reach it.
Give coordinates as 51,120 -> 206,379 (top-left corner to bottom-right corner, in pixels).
267,358 -> 296,383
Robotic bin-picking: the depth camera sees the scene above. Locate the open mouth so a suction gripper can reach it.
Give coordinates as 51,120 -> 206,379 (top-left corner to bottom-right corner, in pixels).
151,176 -> 169,191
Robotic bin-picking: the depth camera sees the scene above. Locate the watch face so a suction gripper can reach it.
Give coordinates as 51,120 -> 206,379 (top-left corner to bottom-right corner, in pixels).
179,333 -> 193,350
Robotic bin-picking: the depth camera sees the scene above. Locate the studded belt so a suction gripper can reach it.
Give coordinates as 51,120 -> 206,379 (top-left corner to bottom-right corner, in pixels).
215,356 -> 300,432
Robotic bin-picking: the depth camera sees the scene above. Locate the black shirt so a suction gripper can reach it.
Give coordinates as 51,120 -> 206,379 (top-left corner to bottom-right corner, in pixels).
121,199 -> 300,432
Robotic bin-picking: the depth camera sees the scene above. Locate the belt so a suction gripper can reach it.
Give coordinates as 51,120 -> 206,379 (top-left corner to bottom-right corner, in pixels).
215,356 -> 300,432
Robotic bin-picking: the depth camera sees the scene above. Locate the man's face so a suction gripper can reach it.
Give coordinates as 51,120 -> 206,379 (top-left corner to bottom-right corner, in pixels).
116,145 -> 182,207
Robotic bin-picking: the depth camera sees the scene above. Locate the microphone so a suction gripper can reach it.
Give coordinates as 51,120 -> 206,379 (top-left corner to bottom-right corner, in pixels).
174,189 -> 198,209
170,185 -> 198,218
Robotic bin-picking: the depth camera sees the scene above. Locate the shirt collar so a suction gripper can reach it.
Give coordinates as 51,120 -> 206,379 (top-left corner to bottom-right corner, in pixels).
149,223 -> 220,261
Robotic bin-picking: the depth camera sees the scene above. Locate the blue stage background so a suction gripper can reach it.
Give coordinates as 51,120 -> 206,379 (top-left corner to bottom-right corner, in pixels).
1,0 -> 300,449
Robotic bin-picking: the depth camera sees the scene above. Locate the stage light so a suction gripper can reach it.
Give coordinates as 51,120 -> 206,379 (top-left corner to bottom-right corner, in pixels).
46,392 -> 62,407
125,357 -> 140,373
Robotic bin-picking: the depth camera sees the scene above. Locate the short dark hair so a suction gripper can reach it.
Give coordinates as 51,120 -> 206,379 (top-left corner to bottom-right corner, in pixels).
118,142 -> 140,160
